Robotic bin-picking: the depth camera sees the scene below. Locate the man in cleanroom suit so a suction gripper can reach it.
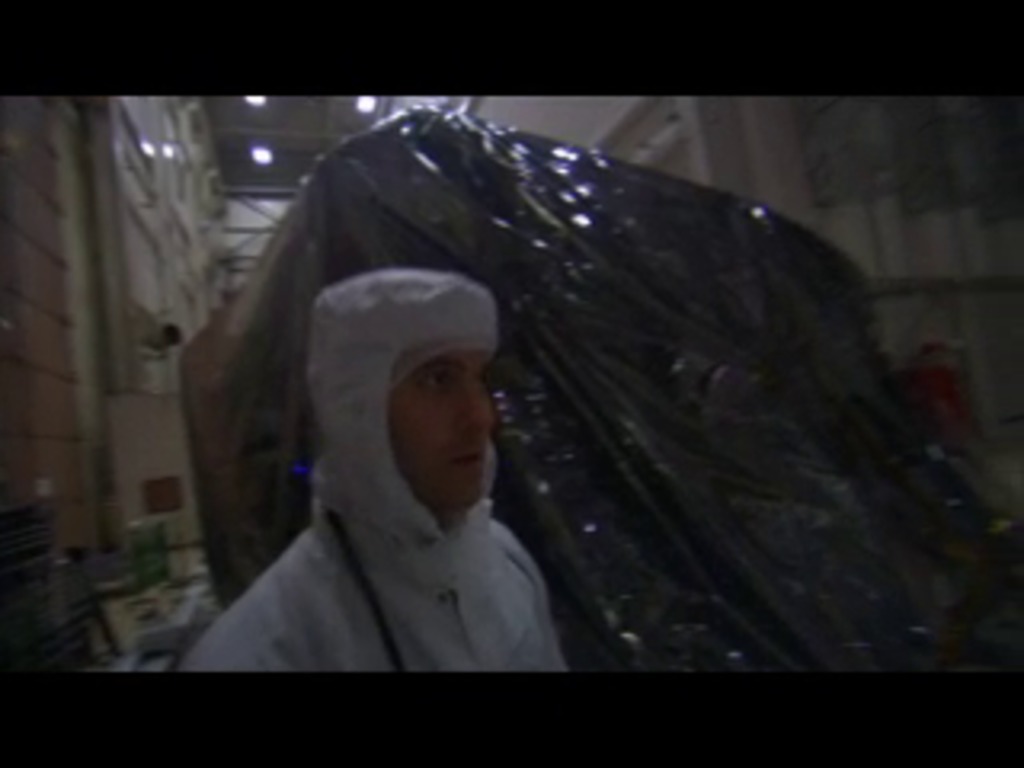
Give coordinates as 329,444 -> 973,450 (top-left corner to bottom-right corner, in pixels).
182,268 -> 567,671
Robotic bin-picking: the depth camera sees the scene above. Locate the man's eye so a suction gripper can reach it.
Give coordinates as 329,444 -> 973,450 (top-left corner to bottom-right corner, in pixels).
420,368 -> 455,390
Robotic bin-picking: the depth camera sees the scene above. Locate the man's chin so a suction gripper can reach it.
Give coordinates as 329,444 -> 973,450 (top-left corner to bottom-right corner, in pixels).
433,487 -> 486,528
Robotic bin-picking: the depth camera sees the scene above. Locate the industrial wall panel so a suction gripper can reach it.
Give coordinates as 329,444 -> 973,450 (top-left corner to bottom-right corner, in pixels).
0,220 -> 67,314
0,436 -> 34,501
14,298 -> 71,378
30,437 -> 84,503
0,359 -> 31,437
0,165 -> 63,262
27,371 -> 76,439
7,136 -> 59,209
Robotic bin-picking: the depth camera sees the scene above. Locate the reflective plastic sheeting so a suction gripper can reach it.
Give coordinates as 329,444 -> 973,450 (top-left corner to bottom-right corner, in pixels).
181,108 -> 1021,671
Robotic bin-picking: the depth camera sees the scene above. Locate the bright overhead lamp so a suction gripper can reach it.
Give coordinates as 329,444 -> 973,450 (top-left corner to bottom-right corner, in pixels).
251,146 -> 274,165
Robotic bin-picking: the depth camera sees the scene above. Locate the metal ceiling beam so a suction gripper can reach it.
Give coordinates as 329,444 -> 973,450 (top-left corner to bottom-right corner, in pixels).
224,229 -> 272,257
223,226 -> 277,234
212,125 -> 346,143
222,185 -> 296,199
231,195 -> 286,223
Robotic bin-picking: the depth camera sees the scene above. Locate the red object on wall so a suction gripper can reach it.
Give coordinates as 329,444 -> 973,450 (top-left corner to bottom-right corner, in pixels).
143,476 -> 183,514
902,341 -> 974,446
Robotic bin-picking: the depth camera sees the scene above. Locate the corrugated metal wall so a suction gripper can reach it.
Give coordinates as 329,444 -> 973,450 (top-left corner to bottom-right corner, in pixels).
2,95 -> 224,554
0,97 -> 92,550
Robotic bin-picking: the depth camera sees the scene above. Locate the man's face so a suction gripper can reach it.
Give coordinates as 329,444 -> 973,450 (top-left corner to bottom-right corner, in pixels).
388,349 -> 496,528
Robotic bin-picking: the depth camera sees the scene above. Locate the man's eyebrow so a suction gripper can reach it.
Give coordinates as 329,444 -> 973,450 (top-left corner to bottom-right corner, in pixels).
417,356 -> 467,373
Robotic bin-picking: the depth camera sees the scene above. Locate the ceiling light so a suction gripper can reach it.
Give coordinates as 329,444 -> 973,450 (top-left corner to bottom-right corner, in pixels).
252,146 -> 273,165
245,96 -> 267,107
357,96 -> 377,114
162,144 -> 175,159
140,141 -> 156,158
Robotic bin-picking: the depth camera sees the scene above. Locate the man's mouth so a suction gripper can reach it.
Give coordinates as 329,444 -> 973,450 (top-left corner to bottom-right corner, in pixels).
452,452 -> 484,466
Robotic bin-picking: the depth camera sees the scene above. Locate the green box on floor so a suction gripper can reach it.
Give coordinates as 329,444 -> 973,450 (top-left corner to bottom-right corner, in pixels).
128,520 -> 170,592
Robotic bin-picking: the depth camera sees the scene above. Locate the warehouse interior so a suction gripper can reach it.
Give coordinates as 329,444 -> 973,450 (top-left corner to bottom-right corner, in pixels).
0,95 -> 1021,671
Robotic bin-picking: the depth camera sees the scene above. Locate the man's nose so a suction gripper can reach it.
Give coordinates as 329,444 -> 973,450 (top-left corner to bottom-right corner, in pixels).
459,386 -> 496,436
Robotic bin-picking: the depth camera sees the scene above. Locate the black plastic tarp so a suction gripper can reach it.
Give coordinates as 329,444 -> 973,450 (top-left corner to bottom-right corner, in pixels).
182,108 -> 1021,670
